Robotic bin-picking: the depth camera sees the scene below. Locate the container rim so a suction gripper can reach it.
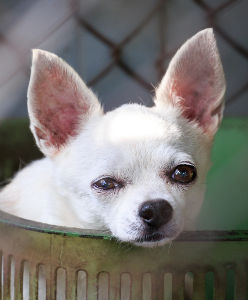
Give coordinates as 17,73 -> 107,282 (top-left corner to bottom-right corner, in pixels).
0,209 -> 248,242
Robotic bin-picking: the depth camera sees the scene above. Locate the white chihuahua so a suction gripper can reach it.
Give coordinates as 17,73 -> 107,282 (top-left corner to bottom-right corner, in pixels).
0,28 -> 225,247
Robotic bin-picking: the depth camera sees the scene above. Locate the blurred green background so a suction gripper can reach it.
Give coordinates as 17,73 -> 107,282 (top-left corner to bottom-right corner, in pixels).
198,117 -> 248,230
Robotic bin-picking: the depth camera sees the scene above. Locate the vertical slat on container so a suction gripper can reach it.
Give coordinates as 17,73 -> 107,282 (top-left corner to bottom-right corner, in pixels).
38,265 -> 46,300
131,273 -> 142,300
23,261 -> 30,300
87,272 -> 97,300
0,252 -> 2,300
56,268 -> 66,300
77,270 -> 87,300
164,273 -> 172,300
214,269 -> 226,300
14,259 -> 22,300
172,273 -> 184,300
205,271 -> 215,299
234,264 -> 246,300
50,266 -> 57,300
97,272 -> 109,300
3,254 -> 11,300
66,269 -> 76,300
120,273 -> 131,300
42,264 -> 50,300
193,273 -> 205,300
142,273 -> 152,300
184,272 -> 193,300
10,256 -> 15,300
29,263 -> 37,300
152,272 -> 164,300
109,272 -> 120,300
226,267 -> 235,300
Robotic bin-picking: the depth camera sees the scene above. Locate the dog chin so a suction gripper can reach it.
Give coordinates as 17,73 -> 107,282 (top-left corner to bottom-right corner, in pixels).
131,231 -> 180,248
112,220 -> 183,247
133,237 -> 174,248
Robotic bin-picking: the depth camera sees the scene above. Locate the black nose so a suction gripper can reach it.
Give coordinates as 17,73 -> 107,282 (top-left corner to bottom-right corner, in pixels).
139,199 -> 173,229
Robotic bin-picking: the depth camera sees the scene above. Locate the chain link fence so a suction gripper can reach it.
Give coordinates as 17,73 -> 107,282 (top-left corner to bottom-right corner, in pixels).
0,0 -> 247,117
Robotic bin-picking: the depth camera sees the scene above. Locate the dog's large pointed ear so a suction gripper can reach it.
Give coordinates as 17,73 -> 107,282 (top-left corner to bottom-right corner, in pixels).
28,49 -> 103,157
155,28 -> 226,137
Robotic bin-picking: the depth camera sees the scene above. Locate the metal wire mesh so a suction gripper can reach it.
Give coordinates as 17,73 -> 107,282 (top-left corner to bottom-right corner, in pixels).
72,0 -> 248,107
0,0 -> 247,116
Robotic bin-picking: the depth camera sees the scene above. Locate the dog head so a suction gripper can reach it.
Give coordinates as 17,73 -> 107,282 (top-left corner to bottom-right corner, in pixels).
28,28 -> 225,246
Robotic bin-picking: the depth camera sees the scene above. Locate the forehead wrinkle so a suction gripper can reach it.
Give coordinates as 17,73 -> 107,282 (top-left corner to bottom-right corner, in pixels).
128,141 -> 183,171
94,140 -> 178,181
99,105 -> 182,144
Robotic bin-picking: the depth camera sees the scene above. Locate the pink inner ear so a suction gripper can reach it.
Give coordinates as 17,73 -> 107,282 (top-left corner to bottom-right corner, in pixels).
156,29 -> 226,135
34,66 -> 89,148
171,63 -> 218,130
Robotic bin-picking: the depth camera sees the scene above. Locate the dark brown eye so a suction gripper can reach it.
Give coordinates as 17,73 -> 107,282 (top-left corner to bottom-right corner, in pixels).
92,177 -> 123,191
170,164 -> 197,184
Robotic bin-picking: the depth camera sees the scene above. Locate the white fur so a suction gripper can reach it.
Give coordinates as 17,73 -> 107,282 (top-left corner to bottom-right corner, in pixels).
0,28 -> 226,247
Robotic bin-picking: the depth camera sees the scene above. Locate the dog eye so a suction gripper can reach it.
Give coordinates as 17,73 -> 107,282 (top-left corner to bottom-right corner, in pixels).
92,177 -> 123,191
170,164 -> 197,184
